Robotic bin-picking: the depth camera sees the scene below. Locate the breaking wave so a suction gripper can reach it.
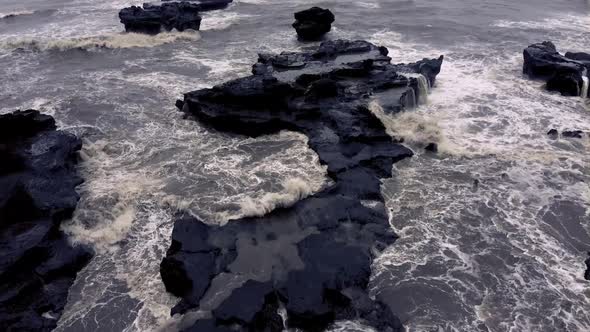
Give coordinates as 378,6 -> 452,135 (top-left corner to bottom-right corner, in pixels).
368,100 -> 454,154
0,31 -> 200,52
0,10 -> 36,19
237,177 -> 317,218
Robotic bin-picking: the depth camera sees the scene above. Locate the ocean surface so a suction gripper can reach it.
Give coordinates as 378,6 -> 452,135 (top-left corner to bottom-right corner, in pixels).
1,0 -> 589,331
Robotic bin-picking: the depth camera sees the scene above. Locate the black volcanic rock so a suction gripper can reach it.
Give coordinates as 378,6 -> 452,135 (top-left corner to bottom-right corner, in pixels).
162,40 -> 443,331
562,130 -> 584,138
0,110 -> 91,331
162,0 -> 233,11
547,128 -> 559,138
523,41 -> 589,97
424,142 -> 438,153
292,7 -> 335,40
119,2 -> 203,34
545,66 -> 584,96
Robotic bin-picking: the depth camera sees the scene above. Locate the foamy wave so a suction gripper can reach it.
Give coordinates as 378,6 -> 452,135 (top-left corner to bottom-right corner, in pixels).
327,320 -> 378,332
369,100 -> 455,154
63,139 -> 164,253
200,11 -> 250,31
355,1 -> 380,9
0,10 -> 35,19
0,31 -> 200,51
237,178 -> 315,218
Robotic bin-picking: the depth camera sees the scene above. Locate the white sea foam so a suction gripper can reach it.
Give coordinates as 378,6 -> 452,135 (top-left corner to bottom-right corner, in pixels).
0,10 -> 35,19
200,11 -> 251,31
581,70 -> 588,98
0,31 -> 200,51
369,20 -> 590,332
53,64 -> 329,330
369,100 -> 455,154
237,177 -> 316,218
327,320 -> 378,332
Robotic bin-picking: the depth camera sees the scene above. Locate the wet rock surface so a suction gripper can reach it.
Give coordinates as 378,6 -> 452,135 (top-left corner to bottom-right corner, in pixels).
0,110 -> 91,331
292,7 -> 335,40
546,128 -> 585,139
161,40 -> 443,331
562,130 -> 584,138
424,142 -> 438,153
119,1 -> 234,34
523,41 -> 590,97
161,0 -> 233,11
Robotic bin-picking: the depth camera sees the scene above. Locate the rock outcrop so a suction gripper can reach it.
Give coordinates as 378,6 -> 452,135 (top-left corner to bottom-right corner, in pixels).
0,110 -> 91,331
161,40 -> 443,331
119,0 -> 234,34
292,7 -> 335,40
523,41 -> 590,97
546,128 -> 585,139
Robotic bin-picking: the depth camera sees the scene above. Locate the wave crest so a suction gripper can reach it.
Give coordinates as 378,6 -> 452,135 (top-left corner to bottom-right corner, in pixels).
237,178 -> 315,218
0,31 -> 200,52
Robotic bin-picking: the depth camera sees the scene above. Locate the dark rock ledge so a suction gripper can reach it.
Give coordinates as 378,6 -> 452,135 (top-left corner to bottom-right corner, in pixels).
161,40 -> 443,332
119,0 -> 233,34
523,41 -> 590,97
0,110 -> 92,331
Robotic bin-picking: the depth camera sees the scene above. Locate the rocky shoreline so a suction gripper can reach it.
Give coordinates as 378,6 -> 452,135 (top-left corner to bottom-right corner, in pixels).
0,110 -> 91,331
160,39 -> 443,331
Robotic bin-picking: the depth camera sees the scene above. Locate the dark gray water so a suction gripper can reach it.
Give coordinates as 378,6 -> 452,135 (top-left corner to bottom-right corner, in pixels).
1,0 -> 589,331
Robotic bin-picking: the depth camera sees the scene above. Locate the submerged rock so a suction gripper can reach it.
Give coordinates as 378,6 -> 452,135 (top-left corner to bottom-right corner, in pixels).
562,130 -> 584,138
119,2 -> 203,34
0,110 -> 91,331
547,128 -> 559,138
162,40 -> 442,331
424,142 -> 438,153
546,129 -> 585,139
523,41 -> 590,97
292,7 -> 335,40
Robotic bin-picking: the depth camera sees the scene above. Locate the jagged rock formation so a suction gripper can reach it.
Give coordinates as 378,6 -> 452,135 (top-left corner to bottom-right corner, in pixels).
523,41 -> 590,97
546,128 -> 585,139
162,0 -> 233,11
292,7 -> 335,40
0,110 -> 91,331
119,1 -> 233,34
119,2 -> 202,34
161,40 -> 443,331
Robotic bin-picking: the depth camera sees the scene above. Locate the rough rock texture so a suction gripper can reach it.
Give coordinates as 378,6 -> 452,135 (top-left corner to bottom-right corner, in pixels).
585,253 -> 590,281
119,2 -> 202,34
523,41 -> 590,97
546,129 -> 585,139
161,40 -> 443,331
162,0 -> 233,11
0,110 -> 91,331
119,0 -> 234,34
562,130 -> 584,138
292,7 -> 335,40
